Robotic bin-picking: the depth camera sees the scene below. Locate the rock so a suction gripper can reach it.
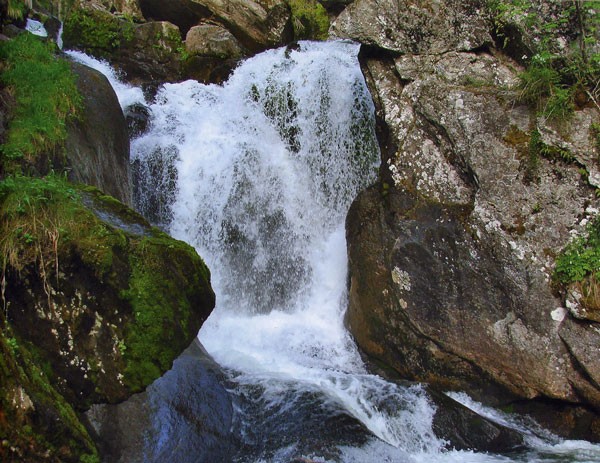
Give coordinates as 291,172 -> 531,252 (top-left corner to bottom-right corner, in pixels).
0,331 -> 98,462
331,0 -> 491,55
0,176 -> 215,461
138,0 -> 292,53
346,43 -> 600,440
123,102 -> 151,138
86,339 -> 233,463
181,55 -> 239,84
428,388 -> 525,452
186,23 -> 243,59
66,61 -> 132,205
2,181 -> 215,405
36,0 -> 144,21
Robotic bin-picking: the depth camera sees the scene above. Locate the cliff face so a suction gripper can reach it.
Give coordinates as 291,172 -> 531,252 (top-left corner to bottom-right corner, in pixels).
335,0 -> 600,439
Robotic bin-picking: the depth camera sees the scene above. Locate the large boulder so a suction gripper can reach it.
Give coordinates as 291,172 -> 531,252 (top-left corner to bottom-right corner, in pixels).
185,23 -> 243,59
66,61 -> 132,205
0,177 -> 215,460
341,1 -> 600,440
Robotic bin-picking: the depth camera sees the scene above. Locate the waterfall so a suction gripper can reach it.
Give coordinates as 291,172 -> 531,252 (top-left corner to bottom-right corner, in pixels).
130,40 -> 449,458
70,42 -> 600,463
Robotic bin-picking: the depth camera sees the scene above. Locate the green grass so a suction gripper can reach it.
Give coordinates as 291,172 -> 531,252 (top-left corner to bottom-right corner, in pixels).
489,1 -> 600,120
0,33 -> 81,170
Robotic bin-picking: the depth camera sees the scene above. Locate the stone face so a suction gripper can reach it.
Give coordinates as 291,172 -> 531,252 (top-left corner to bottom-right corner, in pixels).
186,23 -> 243,58
345,22 -> 600,438
139,0 -> 291,53
87,340 -> 234,463
331,0 -> 491,54
66,61 -> 132,205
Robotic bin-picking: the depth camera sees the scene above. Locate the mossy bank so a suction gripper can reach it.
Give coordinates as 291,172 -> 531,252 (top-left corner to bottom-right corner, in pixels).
0,30 -> 215,462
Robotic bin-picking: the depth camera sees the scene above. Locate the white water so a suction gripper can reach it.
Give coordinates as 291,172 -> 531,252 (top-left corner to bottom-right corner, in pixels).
65,50 -> 145,110
71,42 -> 600,462
25,18 -> 48,37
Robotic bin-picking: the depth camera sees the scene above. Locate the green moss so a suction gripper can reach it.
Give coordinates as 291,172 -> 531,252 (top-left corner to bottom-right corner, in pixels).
120,234 -> 212,391
0,329 -> 98,462
503,125 -> 529,146
63,7 -> 135,55
287,0 -> 329,41
0,33 -> 82,171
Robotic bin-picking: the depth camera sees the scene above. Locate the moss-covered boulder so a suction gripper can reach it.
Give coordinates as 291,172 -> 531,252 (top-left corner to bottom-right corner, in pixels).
0,174 -> 215,460
63,3 -> 186,84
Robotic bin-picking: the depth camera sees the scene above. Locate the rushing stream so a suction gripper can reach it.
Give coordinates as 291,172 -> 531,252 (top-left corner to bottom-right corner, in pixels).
67,42 -> 600,463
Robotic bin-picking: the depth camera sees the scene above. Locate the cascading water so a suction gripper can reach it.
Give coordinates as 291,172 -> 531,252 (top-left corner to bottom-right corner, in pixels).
69,42 -> 600,463
130,41 -> 445,458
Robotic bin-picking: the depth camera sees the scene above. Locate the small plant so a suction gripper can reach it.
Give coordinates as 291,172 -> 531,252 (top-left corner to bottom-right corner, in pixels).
6,0 -> 30,20
0,174 -> 81,305
490,1 -> 600,118
287,0 -> 329,41
554,215 -> 600,284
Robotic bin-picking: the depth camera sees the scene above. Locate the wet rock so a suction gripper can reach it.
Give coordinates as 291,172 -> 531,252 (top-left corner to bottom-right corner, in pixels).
123,102 -> 151,138
182,55 -> 239,84
86,339 -> 233,463
186,23 -> 244,59
428,388 -> 525,452
66,61 -> 132,205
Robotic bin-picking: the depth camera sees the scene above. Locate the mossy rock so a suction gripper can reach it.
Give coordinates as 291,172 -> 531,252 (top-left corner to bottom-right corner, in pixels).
62,2 -> 189,84
1,175 -> 215,407
0,330 -> 99,463
62,5 -> 135,56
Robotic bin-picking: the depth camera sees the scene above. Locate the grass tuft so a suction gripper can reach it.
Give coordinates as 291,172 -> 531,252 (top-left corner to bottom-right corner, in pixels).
0,33 -> 81,171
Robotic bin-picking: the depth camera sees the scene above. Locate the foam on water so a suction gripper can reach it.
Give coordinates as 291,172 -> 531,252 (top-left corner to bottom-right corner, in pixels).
65,50 -> 146,109
25,18 -> 48,37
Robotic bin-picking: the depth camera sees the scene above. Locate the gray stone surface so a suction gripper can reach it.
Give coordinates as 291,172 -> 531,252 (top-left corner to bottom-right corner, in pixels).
342,0 -> 600,440
186,23 -> 243,58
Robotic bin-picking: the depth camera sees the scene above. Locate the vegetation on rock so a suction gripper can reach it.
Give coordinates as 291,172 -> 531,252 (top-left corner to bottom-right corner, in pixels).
0,33 -> 81,173
0,25 -> 214,461
287,0 -> 329,41
62,5 -> 135,56
489,0 -> 600,118
554,216 -> 600,312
